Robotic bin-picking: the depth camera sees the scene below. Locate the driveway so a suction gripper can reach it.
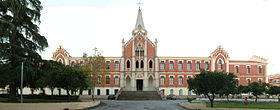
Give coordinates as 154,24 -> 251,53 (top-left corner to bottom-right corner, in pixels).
90,100 -> 189,110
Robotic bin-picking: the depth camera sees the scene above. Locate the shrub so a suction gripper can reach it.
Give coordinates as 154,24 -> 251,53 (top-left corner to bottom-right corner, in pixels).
187,98 -> 196,103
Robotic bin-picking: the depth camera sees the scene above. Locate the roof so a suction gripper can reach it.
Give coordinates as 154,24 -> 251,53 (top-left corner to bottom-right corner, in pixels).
229,60 -> 261,63
135,8 -> 145,29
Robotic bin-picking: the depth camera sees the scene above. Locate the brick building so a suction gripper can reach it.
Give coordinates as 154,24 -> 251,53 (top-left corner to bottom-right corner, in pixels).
268,73 -> 280,86
53,8 -> 268,96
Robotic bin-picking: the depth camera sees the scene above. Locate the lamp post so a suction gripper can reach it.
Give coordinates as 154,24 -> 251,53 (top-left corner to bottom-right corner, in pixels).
21,53 -> 27,103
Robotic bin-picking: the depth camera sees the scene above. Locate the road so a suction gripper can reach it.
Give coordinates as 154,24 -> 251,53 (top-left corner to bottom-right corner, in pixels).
90,100 -> 189,110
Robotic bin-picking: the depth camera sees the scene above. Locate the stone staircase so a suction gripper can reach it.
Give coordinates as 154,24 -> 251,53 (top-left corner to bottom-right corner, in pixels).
117,91 -> 162,100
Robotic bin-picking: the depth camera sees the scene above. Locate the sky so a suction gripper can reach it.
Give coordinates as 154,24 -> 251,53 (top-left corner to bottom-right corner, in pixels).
39,0 -> 280,75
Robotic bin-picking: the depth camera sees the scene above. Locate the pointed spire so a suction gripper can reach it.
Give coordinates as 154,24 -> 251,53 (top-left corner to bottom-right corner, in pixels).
135,8 -> 145,29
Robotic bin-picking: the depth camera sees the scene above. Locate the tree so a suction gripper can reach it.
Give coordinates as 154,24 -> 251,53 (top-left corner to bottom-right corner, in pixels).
248,82 -> 266,103
218,76 -> 238,101
267,86 -> 280,103
188,69 -> 236,108
82,48 -> 107,101
0,0 -> 48,102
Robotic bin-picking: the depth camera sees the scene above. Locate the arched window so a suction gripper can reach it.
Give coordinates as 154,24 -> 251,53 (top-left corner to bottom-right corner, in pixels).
170,89 -> 174,95
59,59 -> 63,64
218,59 -> 222,70
235,66 -> 239,73
247,66 -> 250,73
179,89 -> 183,96
178,61 -> 182,70
141,60 -> 144,68
126,60 -> 130,68
160,61 -> 165,70
149,60 -> 153,68
136,60 -> 139,68
115,61 -> 119,70
196,61 -> 200,70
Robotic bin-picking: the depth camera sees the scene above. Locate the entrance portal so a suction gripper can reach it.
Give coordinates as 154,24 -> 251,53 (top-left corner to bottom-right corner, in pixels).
136,80 -> 143,91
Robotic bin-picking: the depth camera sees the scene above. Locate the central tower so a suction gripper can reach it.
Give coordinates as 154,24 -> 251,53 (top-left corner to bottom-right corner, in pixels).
120,8 -> 159,91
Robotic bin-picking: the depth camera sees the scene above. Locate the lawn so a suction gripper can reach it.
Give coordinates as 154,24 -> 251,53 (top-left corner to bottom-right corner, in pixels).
206,103 -> 280,109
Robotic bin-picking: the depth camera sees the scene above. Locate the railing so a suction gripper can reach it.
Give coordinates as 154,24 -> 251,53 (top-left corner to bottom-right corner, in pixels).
115,87 -> 124,100
155,87 -> 166,100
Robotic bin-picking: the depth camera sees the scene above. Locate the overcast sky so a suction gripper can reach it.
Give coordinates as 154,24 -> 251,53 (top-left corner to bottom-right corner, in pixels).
39,0 -> 280,75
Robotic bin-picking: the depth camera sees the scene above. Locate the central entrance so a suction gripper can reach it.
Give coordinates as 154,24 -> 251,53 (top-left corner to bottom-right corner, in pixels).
136,79 -> 143,91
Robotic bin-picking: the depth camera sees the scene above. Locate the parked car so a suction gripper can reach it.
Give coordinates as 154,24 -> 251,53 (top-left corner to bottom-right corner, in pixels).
108,94 -> 116,100
167,94 -> 176,100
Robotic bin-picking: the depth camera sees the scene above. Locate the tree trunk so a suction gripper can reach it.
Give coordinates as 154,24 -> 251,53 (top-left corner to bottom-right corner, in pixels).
8,84 -> 17,102
51,88 -> 54,96
207,94 -> 215,108
67,89 -> 70,102
226,95 -> 229,102
255,96 -> 258,103
278,95 -> 280,103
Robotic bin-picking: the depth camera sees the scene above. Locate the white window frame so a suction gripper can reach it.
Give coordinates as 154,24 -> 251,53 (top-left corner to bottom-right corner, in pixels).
169,60 -> 174,70
160,61 -> 165,70
160,75 -> 165,85
169,75 -> 174,85
178,61 -> 183,70
114,75 -> 119,85
187,60 -> 192,70
105,75 -> 111,85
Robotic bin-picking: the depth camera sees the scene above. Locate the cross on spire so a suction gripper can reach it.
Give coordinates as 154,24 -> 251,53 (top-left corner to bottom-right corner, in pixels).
137,1 -> 143,9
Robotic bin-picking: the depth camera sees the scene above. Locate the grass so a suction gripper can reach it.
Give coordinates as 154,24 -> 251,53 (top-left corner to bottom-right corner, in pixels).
206,103 -> 280,109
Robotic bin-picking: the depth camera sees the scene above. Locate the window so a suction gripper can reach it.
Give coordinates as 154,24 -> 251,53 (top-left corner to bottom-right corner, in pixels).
97,76 -> 101,84
178,61 -> 182,70
247,66 -> 250,73
106,89 -> 109,95
179,76 -> 183,85
149,60 -> 153,68
187,75 -> 192,79
97,89 -> 100,95
247,79 -> 251,85
235,66 -> 239,73
140,50 -> 144,56
169,61 -> 174,70
188,90 -> 192,96
179,89 -> 183,96
115,61 -> 119,70
136,60 -> 139,68
115,76 -> 119,85
196,61 -> 200,71
170,76 -> 174,85
218,59 -> 222,70
160,76 -> 165,85
258,66 -> 262,73
170,89 -> 174,95
59,59 -> 63,64
71,61 -> 75,67
126,60 -> 130,68
135,50 -> 139,56
160,61 -> 165,70
106,76 -> 110,84
258,79 -> 262,83
187,61 -> 192,70
205,62 -> 209,70
114,89 -> 119,95
141,60 -> 144,68
106,61 -> 110,69
80,61 -> 83,66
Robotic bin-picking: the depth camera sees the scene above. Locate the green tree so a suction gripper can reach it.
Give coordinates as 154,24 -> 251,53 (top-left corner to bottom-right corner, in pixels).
188,69 -> 236,108
82,48 -> 107,101
248,82 -> 266,103
218,75 -> 238,101
267,86 -> 280,103
0,0 -> 48,101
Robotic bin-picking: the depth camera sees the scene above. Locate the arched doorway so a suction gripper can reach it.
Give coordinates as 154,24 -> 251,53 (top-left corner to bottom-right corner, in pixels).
148,76 -> 153,91
125,76 -> 131,91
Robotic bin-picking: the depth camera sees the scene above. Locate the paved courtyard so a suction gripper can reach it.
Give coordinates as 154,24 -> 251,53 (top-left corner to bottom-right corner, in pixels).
90,100 -> 189,110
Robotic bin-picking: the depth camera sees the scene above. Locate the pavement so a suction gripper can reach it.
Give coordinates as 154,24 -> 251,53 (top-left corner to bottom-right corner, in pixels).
0,101 -> 100,110
90,100 -> 190,110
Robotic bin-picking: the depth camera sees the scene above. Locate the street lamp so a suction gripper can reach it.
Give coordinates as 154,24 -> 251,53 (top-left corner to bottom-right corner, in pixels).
20,53 -> 28,103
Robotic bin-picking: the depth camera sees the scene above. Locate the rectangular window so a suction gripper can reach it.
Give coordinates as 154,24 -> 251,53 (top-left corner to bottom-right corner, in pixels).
205,62 -> 209,70
178,61 -> 182,70
160,61 -> 165,70
187,75 -> 192,79
179,76 -> 183,85
97,76 -> 101,84
106,89 -> 109,95
247,79 -> 251,85
106,76 -> 110,84
160,76 -> 165,85
169,61 -> 174,70
170,76 -> 174,85
115,61 -> 119,70
97,89 -> 100,95
187,61 -> 191,70
247,66 -> 250,73
235,66 -> 239,73
258,66 -> 262,73
115,76 -> 119,85
196,61 -> 200,71
135,50 -> 139,56
106,61 -> 110,69
140,50 -> 144,56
